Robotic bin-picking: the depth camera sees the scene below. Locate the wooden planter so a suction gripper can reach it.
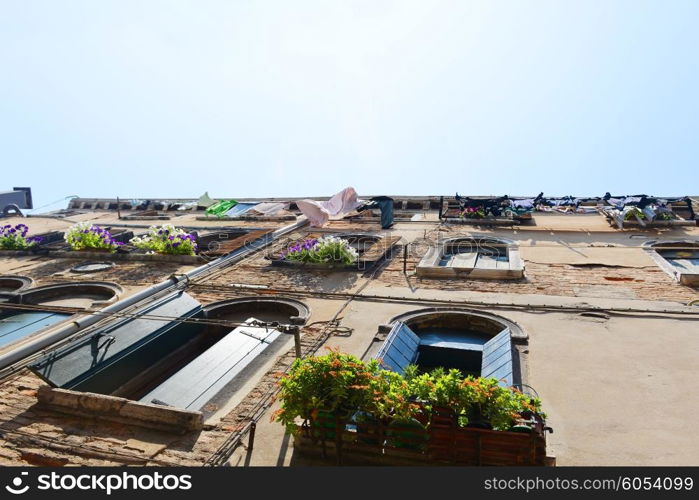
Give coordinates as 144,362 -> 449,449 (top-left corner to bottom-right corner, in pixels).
294,411 -> 550,466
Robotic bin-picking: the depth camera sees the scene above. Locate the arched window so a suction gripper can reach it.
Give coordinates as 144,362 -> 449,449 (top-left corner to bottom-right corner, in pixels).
645,240 -> 699,286
373,309 -> 527,388
1,281 -> 121,351
417,236 -> 524,279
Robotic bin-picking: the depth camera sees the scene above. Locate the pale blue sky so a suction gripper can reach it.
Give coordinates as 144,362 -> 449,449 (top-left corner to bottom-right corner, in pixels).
1,0 -> 697,211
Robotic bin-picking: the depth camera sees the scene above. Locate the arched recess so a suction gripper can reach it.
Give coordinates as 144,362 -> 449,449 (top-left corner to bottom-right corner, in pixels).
18,281 -> 122,308
0,275 -> 33,293
203,296 -> 310,326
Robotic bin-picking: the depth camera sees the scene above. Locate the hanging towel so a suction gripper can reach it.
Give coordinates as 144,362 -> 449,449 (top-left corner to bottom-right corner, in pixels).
296,187 -> 362,227
206,199 -> 237,217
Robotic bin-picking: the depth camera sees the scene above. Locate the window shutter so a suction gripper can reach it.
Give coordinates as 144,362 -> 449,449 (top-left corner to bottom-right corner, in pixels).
481,327 -> 513,387
140,318 -> 281,410
375,322 -> 420,374
29,292 -> 202,390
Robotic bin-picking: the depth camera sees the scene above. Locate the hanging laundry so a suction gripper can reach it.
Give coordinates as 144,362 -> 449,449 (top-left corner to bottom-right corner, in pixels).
206,199 -> 238,218
251,202 -> 287,216
357,196 -> 394,229
197,192 -> 216,208
224,203 -> 258,218
177,201 -> 198,211
296,187 -> 363,227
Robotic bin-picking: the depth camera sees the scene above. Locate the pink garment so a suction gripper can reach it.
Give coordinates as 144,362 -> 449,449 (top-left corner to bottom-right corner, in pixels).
296,187 -> 362,227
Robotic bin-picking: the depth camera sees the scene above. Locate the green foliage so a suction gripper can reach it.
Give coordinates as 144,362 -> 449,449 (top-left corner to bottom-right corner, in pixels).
129,225 -> 198,255
274,351 -> 545,434
273,349 -> 381,434
624,207 -> 646,220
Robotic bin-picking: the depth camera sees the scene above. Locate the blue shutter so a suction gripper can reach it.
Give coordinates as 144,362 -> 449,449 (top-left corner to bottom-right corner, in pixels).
481,327 -> 513,387
29,291 -> 202,390
375,322 -> 420,374
140,318 -> 281,410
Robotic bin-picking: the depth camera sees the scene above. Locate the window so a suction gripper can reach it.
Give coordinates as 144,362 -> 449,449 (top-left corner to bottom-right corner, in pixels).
373,309 -> 527,388
30,295 -> 309,413
417,236 -> 524,279
0,281 -> 121,351
645,240 -> 699,286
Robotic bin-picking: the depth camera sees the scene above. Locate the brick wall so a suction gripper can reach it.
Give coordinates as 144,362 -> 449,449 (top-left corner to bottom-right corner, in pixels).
375,256 -> 699,303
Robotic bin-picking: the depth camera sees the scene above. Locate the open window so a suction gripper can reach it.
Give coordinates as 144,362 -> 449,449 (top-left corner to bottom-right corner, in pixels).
373,309 -> 527,387
645,240 -> 699,286
417,236 -> 523,279
30,294 -> 309,417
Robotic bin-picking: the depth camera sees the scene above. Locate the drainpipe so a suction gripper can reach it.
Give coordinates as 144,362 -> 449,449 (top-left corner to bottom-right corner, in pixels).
0,217 -> 308,372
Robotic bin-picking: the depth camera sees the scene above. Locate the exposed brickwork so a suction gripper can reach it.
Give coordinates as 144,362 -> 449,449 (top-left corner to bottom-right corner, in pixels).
0,325 -> 329,466
374,255 -> 699,303
192,230 -> 365,292
2,257 -> 191,288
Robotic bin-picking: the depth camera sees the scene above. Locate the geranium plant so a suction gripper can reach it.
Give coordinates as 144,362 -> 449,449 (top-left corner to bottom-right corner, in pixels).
274,350 -> 381,434
274,350 -> 545,435
282,236 -> 358,265
64,222 -> 123,252
129,224 -> 198,255
0,224 -> 42,250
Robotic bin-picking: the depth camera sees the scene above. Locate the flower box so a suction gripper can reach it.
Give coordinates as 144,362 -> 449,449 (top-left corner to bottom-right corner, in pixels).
293,416 -> 550,466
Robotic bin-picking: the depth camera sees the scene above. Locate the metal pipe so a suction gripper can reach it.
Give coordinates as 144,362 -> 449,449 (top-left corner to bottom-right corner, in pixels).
248,422 -> 256,451
0,218 -> 308,372
293,327 -> 302,358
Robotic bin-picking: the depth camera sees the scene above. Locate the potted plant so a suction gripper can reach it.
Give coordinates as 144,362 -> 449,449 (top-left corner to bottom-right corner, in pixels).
64,222 -> 124,252
274,349 -> 380,440
461,206 -> 487,219
0,224 -> 42,250
129,224 -> 198,256
281,236 -> 358,267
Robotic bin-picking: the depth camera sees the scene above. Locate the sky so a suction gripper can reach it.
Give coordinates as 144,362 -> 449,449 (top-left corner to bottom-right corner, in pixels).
1,0 -> 697,212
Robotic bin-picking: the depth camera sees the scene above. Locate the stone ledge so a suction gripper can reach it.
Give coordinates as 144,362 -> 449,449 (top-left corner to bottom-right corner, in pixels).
36,386 -> 203,434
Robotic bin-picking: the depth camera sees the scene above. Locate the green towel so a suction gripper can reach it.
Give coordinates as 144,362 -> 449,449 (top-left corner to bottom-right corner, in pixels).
205,200 -> 237,218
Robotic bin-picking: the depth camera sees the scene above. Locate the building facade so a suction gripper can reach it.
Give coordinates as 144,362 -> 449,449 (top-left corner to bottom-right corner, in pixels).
0,195 -> 698,466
